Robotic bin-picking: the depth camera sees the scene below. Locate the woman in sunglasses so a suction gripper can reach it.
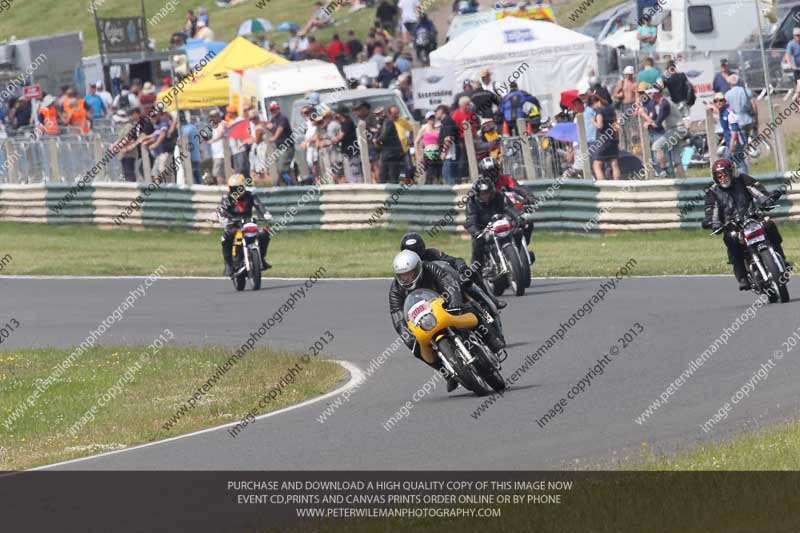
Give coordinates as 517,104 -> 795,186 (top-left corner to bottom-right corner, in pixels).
707,92 -> 747,174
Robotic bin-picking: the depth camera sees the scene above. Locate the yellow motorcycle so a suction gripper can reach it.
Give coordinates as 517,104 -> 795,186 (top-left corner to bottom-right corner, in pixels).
405,289 -> 506,396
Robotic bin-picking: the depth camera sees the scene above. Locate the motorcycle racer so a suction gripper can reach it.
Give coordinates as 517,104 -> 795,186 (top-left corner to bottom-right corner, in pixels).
218,173 -> 272,277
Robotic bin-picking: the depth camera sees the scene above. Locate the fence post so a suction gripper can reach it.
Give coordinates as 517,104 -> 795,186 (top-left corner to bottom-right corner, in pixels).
774,122 -> 789,174
575,112 -> 593,179
637,113 -> 655,178
222,140 -> 233,180
47,138 -> 60,181
516,118 -> 537,180
704,107 -> 719,173
92,136 -> 106,181
141,144 -> 152,183
179,135 -> 193,186
356,122 -> 370,184
463,121 -> 479,181
266,141 -> 280,186
4,141 -> 17,183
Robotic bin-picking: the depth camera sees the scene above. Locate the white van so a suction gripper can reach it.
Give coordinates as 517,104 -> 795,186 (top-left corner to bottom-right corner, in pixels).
233,60 -> 346,118
601,0 -> 769,54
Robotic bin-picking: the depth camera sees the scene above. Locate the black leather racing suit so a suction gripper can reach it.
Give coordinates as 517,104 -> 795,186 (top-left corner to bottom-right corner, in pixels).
464,187 -> 521,273
701,174 -> 785,282
218,191 -> 271,269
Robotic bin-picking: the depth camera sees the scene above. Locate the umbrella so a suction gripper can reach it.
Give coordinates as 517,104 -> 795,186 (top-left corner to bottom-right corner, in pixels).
238,18 -> 273,36
546,122 -> 578,144
276,22 -> 300,32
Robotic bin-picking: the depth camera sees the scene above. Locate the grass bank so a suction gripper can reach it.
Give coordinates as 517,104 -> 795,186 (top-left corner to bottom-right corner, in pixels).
0,343 -> 343,470
3,222 -> 800,278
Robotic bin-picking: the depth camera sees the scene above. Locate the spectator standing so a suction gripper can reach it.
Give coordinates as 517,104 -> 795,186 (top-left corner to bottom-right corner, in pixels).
113,85 -> 136,111
725,74 -> 757,144
247,109 -> 268,186
354,100 -> 380,182
451,79 -> 475,110
377,58 -> 401,88
391,105 -> 415,179
206,109 -> 227,184
415,110 -> 442,183
376,105 -> 405,183
305,36 -> 328,60
479,68 -> 495,92
96,82 -> 113,111
300,105 -> 320,183
451,96 -> 477,180
114,110 -> 139,182
395,51 -> 412,73
84,84 -> 106,119
613,65 -> 638,117
266,101 -> 295,185
139,82 -> 157,116
63,97 -> 91,135
785,28 -> 800,97
436,104 -> 459,184
413,13 -> 437,64
148,109 -> 174,181
662,60 -> 694,117
647,86 -> 685,178
398,0 -> 420,42
636,57 -> 661,86
590,95 -> 621,180
376,0 -> 399,33
499,81 -> 536,135
346,30 -> 363,60
469,80 -> 500,119
589,76 -> 612,106
323,109 -> 345,182
636,14 -> 657,52
369,45 -> 388,72
709,92 -> 747,174
333,105 -> 364,183
712,58 -> 735,94
476,117 -> 501,161
178,112 -> 202,185
327,34 -> 351,63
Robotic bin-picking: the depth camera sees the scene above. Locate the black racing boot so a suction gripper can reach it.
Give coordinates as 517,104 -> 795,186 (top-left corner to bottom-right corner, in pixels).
430,360 -> 459,393
446,376 -> 459,393
261,258 -> 272,271
223,261 -> 234,277
738,277 -> 751,291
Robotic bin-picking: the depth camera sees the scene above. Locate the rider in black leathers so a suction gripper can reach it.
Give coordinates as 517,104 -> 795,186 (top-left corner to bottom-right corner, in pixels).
701,158 -> 787,290
389,250 -> 505,392
400,232 -> 507,312
464,179 -> 523,274
218,174 -> 272,277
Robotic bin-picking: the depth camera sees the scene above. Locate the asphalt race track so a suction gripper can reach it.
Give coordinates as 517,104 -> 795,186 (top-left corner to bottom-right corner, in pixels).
6,275 -> 800,470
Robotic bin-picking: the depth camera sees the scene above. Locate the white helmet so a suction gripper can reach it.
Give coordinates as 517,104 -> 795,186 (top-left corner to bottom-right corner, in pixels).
393,250 -> 423,290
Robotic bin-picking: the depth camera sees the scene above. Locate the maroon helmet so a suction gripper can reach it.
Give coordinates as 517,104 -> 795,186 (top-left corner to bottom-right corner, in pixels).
712,158 -> 736,187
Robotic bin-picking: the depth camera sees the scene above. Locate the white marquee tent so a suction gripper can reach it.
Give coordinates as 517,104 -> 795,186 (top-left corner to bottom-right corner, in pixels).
430,17 -> 597,115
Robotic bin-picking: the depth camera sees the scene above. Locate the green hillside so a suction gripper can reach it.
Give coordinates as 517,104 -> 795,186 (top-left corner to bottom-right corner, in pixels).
0,0 -> 378,56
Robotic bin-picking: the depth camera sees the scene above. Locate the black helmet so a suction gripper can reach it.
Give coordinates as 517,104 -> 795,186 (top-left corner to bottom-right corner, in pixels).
476,179 -> 494,206
712,158 -> 736,188
400,232 -> 426,257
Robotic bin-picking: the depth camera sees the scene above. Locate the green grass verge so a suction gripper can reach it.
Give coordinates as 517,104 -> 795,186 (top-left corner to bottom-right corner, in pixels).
634,418 -> 800,470
0,343 -> 343,470
3,221 -> 800,278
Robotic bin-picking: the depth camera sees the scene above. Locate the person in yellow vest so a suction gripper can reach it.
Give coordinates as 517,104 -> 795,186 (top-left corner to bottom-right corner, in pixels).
390,105 -> 414,180
37,95 -> 60,136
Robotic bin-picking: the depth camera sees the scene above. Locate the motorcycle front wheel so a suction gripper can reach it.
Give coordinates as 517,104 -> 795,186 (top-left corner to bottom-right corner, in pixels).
438,337 -> 490,396
503,244 -> 526,297
760,249 -> 790,303
249,251 -> 262,291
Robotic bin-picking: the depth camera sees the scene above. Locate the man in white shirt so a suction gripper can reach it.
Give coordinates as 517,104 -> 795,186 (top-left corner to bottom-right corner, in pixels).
398,0 -> 420,42
96,81 -> 113,110
206,110 -> 227,184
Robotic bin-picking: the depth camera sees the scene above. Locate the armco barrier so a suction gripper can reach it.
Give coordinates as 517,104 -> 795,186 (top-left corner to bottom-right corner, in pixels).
0,174 -> 796,232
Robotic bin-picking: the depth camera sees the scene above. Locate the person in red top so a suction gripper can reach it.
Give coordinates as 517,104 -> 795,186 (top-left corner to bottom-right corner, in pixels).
327,33 -> 350,63
450,95 -> 477,139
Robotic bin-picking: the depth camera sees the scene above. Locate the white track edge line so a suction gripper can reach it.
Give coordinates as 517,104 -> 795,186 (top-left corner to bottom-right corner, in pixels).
1,274 -> 730,280
28,359 -> 364,471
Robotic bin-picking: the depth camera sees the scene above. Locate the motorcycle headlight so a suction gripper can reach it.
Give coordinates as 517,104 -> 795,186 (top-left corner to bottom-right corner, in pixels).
419,313 -> 437,332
